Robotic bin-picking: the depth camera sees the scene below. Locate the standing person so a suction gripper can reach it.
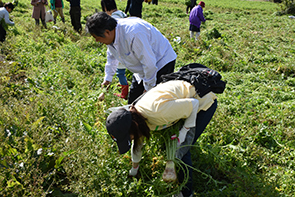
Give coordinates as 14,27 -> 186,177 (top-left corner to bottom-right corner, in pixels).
101,0 -> 129,99
86,12 -> 177,104
31,0 -> 48,28
0,2 -> 15,42
67,0 -> 81,33
124,0 -> 144,18
186,0 -> 196,14
50,0 -> 65,24
105,80 -> 218,197
189,1 -> 206,40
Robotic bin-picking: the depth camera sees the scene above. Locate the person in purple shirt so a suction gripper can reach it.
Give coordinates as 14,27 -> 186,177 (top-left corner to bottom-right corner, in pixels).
189,1 -> 206,40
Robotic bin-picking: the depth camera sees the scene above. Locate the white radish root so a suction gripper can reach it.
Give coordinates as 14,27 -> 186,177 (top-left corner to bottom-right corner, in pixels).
98,92 -> 105,101
162,160 -> 177,182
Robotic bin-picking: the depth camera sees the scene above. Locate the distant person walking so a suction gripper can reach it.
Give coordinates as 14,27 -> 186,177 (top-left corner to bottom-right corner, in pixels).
186,0 -> 196,14
31,0 -> 48,28
101,0 -> 129,100
50,0 -> 65,24
67,0 -> 81,33
125,0 -> 144,18
0,2 -> 15,42
189,1 -> 206,40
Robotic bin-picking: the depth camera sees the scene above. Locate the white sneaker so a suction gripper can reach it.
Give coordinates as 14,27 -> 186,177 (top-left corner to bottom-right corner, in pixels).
172,192 -> 183,197
172,192 -> 193,197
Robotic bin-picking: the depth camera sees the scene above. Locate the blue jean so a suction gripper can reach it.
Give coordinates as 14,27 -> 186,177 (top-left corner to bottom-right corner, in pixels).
116,68 -> 128,85
178,99 -> 218,197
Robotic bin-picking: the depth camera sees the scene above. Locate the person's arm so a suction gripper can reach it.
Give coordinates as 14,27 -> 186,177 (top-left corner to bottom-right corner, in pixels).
131,33 -> 158,91
31,0 -> 38,6
198,7 -> 206,22
3,11 -> 14,26
129,141 -> 144,176
178,99 -> 199,144
50,0 -> 55,9
103,48 -> 119,84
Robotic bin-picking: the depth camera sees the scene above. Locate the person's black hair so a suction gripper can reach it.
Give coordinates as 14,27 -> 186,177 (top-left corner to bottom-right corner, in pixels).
85,12 -> 117,37
4,2 -> 15,10
101,0 -> 117,12
129,106 -> 151,151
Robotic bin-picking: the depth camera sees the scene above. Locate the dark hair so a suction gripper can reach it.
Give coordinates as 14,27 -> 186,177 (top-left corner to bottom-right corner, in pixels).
5,2 -> 15,10
129,106 -> 151,151
85,12 -> 117,37
101,0 -> 117,12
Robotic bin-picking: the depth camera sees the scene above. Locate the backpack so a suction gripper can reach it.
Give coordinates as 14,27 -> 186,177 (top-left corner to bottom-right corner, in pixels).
161,63 -> 226,97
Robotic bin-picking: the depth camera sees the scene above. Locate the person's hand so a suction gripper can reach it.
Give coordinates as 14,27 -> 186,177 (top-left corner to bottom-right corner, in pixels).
101,80 -> 111,88
129,165 -> 139,177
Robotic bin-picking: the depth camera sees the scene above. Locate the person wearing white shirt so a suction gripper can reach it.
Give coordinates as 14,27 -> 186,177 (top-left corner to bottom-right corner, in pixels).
86,12 -> 177,104
0,2 -> 15,42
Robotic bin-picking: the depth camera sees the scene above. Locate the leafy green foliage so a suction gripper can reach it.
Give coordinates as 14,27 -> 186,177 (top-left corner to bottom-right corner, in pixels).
1,0 -> 295,196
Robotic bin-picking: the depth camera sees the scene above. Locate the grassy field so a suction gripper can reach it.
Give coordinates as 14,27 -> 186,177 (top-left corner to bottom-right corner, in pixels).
1,0 -> 295,196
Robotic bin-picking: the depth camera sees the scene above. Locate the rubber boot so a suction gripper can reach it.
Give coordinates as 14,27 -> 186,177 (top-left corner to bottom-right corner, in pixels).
35,19 -> 40,26
41,19 -> 47,29
114,85 -> 129,100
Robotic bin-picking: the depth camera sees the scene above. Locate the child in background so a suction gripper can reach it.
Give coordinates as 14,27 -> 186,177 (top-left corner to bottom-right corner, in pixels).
50,0 -> 65,24
189,1 -> 206,40
101,0 -> 129,100
31,0 -> 48,28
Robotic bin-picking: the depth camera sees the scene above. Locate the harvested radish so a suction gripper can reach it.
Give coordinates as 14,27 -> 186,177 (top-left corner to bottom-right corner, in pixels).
162,160 -> 177,182
98,92 -> 105,101
161,122 -> 181,183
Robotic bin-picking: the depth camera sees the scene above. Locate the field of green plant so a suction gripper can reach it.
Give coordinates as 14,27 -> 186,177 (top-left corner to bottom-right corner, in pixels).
1,0 -> 295,196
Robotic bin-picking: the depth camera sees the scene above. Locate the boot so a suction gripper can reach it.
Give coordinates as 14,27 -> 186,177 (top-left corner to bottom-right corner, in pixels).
114,85 -> 129,100
61,17 -> 65,23
41,19 -> 47,29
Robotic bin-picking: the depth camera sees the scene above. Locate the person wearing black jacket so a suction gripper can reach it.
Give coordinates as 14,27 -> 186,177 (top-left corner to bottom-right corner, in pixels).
125,0 -> 144,18
67,0 -> 81,33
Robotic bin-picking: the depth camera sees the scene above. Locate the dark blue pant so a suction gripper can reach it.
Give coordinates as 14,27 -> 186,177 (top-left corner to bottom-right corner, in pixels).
178,99 -> 218,197
127,60 -> 175,104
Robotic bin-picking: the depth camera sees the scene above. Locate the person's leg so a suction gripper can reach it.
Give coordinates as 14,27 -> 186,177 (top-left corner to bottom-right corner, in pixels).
179,100 -> 218,197
156,60 -> 175,84
117,68 -> 128,85
195,32 -> 200,40
70,6 -> 81,32
0,24 -> 6,42
41,19 -> 47,28
57,8 -> 65,23
35,19 -> 40,26
53,9 -> 58,24
115,68 -> 129,99
190,31 -> 194,39
128,75 -> 144,104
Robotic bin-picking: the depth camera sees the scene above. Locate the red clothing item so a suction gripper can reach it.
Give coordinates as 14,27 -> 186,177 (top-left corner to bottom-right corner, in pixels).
55,0 -> 62,8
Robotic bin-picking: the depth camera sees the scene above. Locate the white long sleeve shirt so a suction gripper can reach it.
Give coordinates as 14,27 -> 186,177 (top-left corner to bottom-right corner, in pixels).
131,80 -> 217,162
0,7 -> 15,26
104,17 -> 177,91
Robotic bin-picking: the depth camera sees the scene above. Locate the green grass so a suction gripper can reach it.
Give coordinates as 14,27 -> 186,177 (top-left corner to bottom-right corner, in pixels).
1,0 -> 295,196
